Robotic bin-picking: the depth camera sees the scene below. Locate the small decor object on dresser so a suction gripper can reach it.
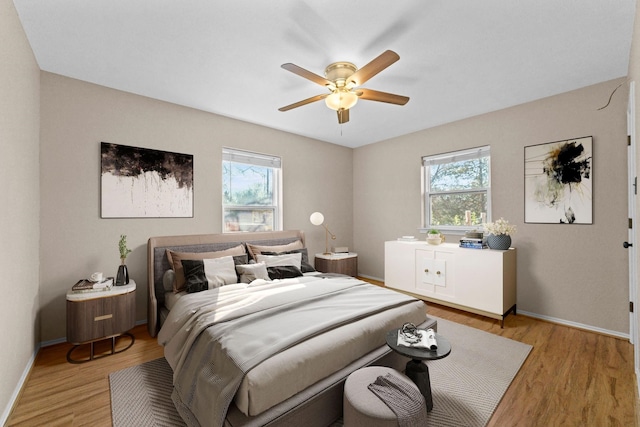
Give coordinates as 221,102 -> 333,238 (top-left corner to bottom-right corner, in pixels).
72,277 -> 113,293
426,229 -> 444,245
486,234 -> 511,250
483,218 -> 516,250
116,234 -> 132,286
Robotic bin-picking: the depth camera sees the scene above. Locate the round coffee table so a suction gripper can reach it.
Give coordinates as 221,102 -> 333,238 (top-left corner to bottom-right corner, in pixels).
385,328 -> 451,412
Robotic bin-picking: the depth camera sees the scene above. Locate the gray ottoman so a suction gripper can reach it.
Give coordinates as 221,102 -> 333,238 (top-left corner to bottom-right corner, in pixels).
343,366 -> 422,427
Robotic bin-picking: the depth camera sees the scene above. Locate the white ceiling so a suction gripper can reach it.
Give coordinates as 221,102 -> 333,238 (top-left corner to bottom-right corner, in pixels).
13,0 -> 636,148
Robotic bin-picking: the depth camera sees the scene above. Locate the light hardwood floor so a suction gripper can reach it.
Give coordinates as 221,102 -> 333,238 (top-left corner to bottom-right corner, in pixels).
6,283 -> 639,426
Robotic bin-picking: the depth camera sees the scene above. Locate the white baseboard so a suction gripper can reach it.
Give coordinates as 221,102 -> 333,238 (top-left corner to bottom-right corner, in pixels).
360,275 -> 631,340
1,345 -> 39,426
518,310 -> 630,340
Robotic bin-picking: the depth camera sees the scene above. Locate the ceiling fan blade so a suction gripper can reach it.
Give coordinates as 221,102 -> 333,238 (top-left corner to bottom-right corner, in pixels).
279,94 -> 328,112
349,50 -> 400,87
337,108 -> 350,124
357,88 -> 409,105
281,63 -> 333,87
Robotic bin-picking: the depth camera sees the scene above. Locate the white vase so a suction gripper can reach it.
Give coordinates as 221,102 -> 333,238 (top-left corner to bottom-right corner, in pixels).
426,234 -> 444,245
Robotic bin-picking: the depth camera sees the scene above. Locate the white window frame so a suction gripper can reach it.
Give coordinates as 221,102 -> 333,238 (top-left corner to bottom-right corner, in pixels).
222,147 -> 283,232
421,146 -> 491,234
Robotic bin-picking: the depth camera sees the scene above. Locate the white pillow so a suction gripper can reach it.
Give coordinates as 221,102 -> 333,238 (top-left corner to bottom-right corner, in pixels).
162,269 -> 176,292
256,252 -> 302,268
203,256 -> 238,287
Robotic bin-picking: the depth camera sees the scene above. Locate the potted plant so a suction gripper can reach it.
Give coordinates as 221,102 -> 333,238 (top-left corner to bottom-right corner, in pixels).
116,234 -> 132,286
482,218 -> 516,250
426,229 -> 444,245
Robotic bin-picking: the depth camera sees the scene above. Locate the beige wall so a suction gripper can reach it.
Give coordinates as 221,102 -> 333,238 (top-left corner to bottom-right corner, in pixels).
354,78 -> 629,334
39,72 -> 353,342
0,0 -> 41,421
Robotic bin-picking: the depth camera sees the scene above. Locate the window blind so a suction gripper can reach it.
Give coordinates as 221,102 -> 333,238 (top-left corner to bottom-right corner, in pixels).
422,145 -> 490,167
222,147 -> 281,168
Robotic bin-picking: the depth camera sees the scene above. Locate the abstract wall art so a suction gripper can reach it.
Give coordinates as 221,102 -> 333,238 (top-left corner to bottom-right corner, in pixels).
101,142 -> 194,218
524,136 -> 593,224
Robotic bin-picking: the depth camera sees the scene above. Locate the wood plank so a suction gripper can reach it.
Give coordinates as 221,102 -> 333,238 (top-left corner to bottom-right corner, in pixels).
5,281 -> 639,426
6,324 -> 162,426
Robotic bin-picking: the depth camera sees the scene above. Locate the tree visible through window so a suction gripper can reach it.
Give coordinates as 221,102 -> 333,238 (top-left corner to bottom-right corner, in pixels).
423,146 -> 491,230
222,148 -> 282,232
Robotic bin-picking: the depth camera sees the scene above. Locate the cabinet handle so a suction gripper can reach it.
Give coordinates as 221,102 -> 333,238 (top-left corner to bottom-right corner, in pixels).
436,271 -> 441,275
424,268 -> 429,273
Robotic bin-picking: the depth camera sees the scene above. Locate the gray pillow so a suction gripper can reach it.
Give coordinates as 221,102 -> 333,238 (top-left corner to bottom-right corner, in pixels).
162,269 -> 176,292
236,263 -> 270,283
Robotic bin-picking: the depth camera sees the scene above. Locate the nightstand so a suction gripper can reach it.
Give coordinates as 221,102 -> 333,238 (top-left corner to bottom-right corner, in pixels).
314,252 -> 358,276
66,280 -> 136,363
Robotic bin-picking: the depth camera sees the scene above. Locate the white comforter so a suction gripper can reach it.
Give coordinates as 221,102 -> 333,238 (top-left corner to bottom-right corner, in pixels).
158,275 -> 423,427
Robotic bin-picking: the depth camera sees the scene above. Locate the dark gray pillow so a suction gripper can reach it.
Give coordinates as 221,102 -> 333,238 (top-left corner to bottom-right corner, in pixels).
261,248 -> 315,273
267,265 -> 304,280
181,259 -> 209,293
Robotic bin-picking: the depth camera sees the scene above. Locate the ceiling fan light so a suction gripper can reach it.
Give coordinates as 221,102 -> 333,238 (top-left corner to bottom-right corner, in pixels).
325,91 -> 358,111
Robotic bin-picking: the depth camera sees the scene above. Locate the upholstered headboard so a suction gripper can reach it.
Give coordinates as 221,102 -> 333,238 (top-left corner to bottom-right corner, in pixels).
146,230 -> 305,337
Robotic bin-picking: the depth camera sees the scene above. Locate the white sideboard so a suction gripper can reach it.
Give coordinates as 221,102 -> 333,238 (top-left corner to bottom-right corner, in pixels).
385,241 -> 517,327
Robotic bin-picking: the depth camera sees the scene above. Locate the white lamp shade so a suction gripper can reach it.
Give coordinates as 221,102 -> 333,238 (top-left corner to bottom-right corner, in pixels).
310,212 -> 324,226
324,91 -> 358,111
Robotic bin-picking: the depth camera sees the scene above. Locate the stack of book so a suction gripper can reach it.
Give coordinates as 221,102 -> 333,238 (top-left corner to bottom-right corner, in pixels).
71,277 -> 114,293
459,237 -> 487,249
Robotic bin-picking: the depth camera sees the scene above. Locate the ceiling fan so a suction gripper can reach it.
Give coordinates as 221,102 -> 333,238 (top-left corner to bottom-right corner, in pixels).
278,50 -> 410,124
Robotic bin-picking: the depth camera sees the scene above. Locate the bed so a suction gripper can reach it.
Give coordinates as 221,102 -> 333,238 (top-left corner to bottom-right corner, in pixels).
147,230 -> 436,427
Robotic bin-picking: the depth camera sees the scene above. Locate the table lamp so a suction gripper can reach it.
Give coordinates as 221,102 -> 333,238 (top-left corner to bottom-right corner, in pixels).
310,212 -> 336,255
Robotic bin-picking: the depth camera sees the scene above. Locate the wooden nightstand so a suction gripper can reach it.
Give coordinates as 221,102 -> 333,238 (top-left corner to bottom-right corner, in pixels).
314,253 -> 358,276
66,280 -> 136,363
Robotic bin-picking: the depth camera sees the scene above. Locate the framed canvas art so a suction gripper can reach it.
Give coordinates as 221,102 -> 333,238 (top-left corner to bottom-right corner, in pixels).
524,136 -> 593,224
101,142 -> 194,218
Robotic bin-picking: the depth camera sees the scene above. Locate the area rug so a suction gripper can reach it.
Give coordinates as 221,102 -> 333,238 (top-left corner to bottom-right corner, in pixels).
423,318 -> 532,426
110,318 -> 531,427
110,357 -> 186,426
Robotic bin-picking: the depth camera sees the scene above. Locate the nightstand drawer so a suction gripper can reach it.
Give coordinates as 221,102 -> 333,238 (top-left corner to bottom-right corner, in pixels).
314,253 -> 358,276
66,290 -> 135,344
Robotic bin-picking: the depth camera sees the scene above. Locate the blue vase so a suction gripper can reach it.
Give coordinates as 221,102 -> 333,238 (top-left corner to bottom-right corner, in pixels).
487,234 -> 511,250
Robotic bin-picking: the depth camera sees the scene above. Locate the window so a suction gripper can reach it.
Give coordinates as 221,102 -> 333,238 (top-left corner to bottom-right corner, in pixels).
422,146 -> 491,232
222,148 -> 282,232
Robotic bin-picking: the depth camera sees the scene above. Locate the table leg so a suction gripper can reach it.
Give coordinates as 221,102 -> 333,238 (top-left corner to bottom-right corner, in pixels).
405,359 -> 433,411
66,332 -> 135,364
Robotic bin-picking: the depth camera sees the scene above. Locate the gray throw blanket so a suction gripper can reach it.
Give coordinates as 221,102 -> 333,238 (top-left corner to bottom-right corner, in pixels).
368,373 -> 428,427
